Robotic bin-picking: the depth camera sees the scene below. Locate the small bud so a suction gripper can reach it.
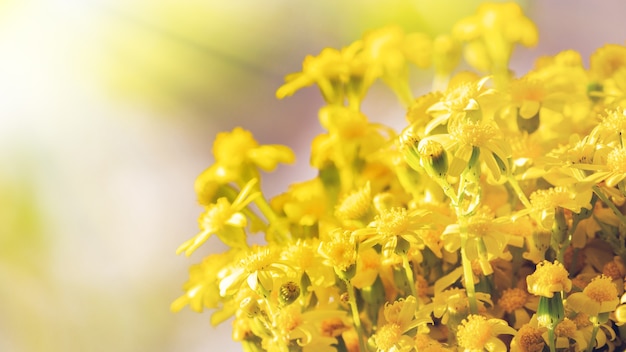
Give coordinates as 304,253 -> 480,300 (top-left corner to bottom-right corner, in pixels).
419,139 -> 448,179
278,281 -> 301,306
399,127 -> 422,172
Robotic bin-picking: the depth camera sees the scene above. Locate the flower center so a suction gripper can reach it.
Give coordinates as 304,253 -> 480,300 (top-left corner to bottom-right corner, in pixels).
241,247 -> 276,273
456,315 -> 493,350
451,120 -> 498,147
498,288 -> 529,313
376,208 -> 410,237
374,323 -> 402,351
583,275 -> 618,303
517,324 -> 545,352
607,147 -> 626,174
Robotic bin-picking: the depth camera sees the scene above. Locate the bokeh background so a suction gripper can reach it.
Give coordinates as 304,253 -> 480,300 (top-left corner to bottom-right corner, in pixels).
1,0 -> 625,351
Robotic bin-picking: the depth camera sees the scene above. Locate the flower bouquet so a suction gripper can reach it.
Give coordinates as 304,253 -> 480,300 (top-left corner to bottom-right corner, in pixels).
172,3 -> 626,351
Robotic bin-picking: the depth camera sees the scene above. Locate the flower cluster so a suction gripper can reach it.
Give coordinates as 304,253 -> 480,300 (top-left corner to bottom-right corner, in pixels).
173,3 -> 626,351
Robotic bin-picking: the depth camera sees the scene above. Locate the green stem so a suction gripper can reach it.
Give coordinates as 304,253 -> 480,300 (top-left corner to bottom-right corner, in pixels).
547,326 -> 557,352
592,185 -> 626,226
402,255 -> 418,298
507,175 -> 532,210
345,280 -> 367,352
252,195 -> 289,243
460,229 -> 478,314
586,317 -> 600,352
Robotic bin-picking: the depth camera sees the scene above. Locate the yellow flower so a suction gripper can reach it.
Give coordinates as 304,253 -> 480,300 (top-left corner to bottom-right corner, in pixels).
425,76 -> 493,134
526,186 -> 592,229
271,178 -> 328,228
276,41 -> 372,105
424,287 -> 492,326
590,44 -> 626,81
176,178 -> 260,256
372,296 -> 432,352
526,260 -> 572,298
334,181 -> 372,225
497,287 -> 539,329
353,205 -> 436,257
361,25 -> 432,105
510,322 -> 546,352
318,229 -> 358,277
455,314 -> 516,352
452,2 -> 538,74
442,207 -> 513,271
212,126 -> 295,175
280,239 -> 336,297
170,249 -> 239,313
567,275 -> 620,317
219,245 -> 294,297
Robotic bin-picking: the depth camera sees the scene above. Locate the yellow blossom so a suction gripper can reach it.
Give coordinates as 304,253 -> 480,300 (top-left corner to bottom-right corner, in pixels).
452,2 -> 538,76
212,127 -> 295,178
526,260 -> 572,298
498,287 -> 539,329
318,229 -> 358,277
455,314 -> 516,352
510,322 -> 546,352
372,296 -> 432,352
176,178 -> 260,256
567,275 -> 620,317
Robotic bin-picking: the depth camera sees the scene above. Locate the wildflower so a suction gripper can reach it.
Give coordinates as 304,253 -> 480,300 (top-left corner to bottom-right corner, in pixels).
526,260 -> 572,298
510,322 -> 546,352
452,2 -> 538,75
262,304 -> 350,352
567,275 -> 619,318
372,296 -> 432,352
176,179 -> 260,256
526,186 -> 592,229
318,229 -> 358,279
353,206 -> 436,257
455,314 -> 516,352
442,207 -> 513,272
219,245 -> 295,297
553,318 -> 587,350
171,249 -> 240,313
425,76 -> 493,134
589,44 -> 626,81
276,41 -> 373,105
280,239 -> 336,295
334,182 -> 372,224
424,287 -> 492,327
271,178 -> 328,228
212,127 -> 295,178
361,25 -> 432,105
497,287 -> 539,329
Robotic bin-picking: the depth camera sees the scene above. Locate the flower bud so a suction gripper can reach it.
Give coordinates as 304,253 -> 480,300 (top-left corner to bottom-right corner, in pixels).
399,127 -> 422,172
419,139 -> 449,179
278,281 -> 301,306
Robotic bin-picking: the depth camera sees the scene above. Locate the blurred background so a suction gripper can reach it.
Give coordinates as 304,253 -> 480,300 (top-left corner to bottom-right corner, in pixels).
1,0 -> 624,351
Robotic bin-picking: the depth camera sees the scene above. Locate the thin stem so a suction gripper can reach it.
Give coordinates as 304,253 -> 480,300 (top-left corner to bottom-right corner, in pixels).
586,315 -> 600,352
592,185 -> 626,226
547,326 -> 557,352
345,280 -> 367,352
252,195 -> 289,243
508,175 -> 532,210
402,255 -> 418,298
460,229 -> 478,314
